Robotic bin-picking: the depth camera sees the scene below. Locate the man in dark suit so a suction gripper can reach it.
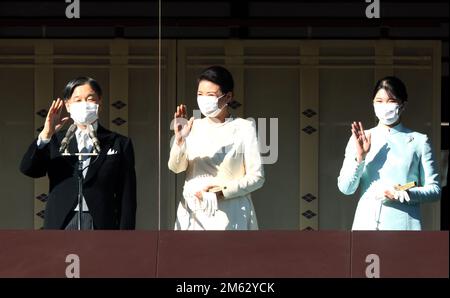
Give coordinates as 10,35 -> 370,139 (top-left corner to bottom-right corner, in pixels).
20,77 -> 136,230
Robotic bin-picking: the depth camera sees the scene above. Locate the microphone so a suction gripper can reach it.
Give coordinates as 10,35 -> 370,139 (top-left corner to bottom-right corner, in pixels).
59,124 -> 77,153
87,124 -> 101,153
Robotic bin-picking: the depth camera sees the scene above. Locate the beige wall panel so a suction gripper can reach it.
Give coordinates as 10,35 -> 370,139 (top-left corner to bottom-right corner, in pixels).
319,68 -> 375,230
0,68 -> 35,229
245,68 -> 300,229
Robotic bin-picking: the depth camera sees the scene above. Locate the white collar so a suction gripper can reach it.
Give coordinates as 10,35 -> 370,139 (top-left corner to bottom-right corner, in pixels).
76,121 -> 99,135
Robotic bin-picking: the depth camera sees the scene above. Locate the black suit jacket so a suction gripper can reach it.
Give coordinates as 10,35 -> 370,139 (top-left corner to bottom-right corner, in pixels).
20,125 -> 137,229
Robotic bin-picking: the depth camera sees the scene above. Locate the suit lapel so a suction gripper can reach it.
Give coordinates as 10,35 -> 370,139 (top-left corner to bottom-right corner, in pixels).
84,125 -> 116,184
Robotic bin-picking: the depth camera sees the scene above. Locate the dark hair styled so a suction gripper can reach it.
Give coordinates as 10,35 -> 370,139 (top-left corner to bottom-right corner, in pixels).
62,76 -> 102,100
373,76 -> 408,103
197,65 -> 234,94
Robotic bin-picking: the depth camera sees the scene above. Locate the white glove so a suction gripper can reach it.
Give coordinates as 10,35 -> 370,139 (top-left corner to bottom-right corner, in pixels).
182,175 -> 215,212
393,189 -> 410,203
202,191 -> 218,217
385,185 -> 411,203
373,184 -> 410,203
184,193 -> 202,212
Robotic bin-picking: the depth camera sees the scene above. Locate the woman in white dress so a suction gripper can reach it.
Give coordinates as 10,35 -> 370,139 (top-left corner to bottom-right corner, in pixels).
168,66 -> 265,230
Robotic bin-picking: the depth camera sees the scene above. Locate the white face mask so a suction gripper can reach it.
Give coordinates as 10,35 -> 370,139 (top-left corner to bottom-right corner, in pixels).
373,102 -> 402,125
68,102 -> 99,125
197,94 -> 226,118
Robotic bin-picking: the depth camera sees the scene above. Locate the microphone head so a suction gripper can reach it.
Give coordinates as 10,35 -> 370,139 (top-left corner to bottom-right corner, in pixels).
68,123 -> 77,133
64,124 -> 77,138
59,123 -> 78,153
87,124 -> 101,153
63,124 -> 78,143
87,124 -> 96,137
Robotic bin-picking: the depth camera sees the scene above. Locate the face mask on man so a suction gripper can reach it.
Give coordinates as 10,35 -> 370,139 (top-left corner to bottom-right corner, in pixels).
197,94 -> 226,118
373,102 -> 402,125
68,102 -> 99,125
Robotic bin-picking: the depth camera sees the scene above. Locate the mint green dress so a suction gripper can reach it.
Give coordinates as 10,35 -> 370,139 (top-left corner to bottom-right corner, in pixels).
338,123 -> 441,230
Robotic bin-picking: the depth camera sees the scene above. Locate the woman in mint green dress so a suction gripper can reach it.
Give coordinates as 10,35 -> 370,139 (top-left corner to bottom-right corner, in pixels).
338,76 -> 441,230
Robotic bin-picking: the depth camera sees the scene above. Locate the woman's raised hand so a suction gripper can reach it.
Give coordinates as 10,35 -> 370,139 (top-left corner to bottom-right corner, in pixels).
351,121 -> 371,163
174,104 -> 194,145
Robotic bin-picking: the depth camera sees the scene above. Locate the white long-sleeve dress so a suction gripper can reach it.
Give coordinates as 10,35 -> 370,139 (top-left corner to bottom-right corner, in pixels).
168,116 -> 265,230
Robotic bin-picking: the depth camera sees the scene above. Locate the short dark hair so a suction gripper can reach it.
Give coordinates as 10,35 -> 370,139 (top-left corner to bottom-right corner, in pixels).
62,76 -> 102,100
373,76 -> 408,103
197,65 -> 234,94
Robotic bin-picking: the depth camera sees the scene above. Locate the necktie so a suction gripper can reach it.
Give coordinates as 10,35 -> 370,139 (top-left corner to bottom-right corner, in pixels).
75,131 -> 90,212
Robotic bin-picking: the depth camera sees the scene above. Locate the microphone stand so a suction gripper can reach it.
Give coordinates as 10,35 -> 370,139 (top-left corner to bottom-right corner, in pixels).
62,147 -> 99,230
